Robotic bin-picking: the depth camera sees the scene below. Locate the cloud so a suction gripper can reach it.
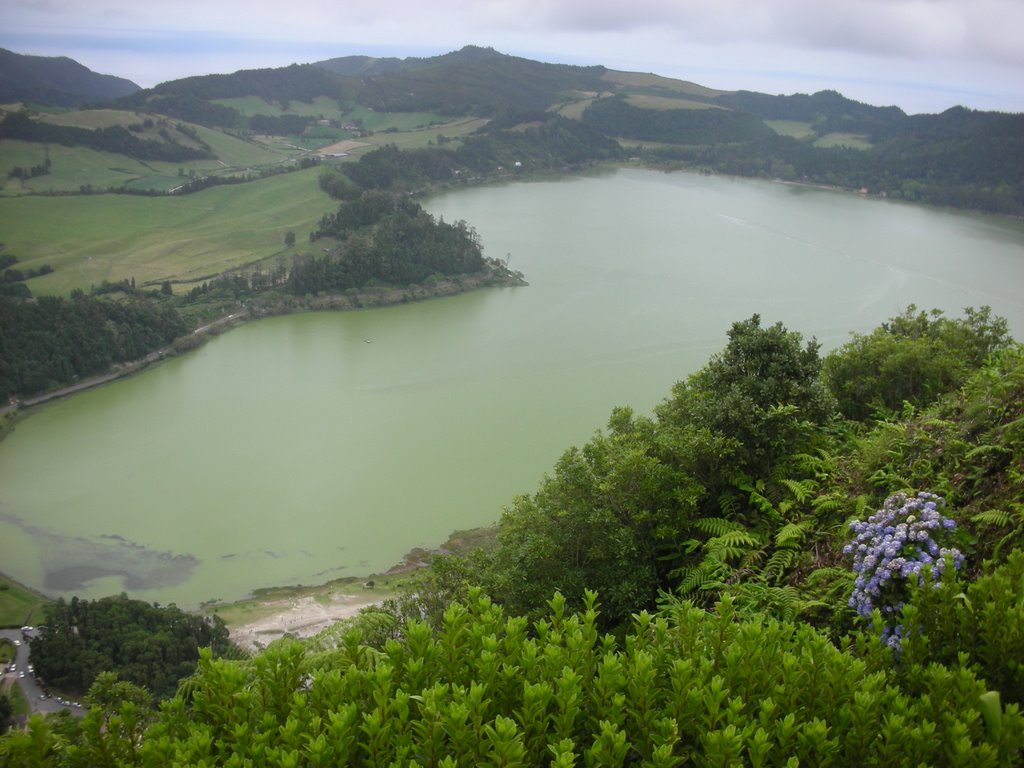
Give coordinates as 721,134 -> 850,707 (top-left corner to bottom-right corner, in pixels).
2,0 -> 1022,112
515,0 -> 1024,66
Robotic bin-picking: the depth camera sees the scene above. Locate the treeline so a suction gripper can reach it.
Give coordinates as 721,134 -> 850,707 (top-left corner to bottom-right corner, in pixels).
320,115 -> 622,198
647,130 -> 1024,215
0,254 -> 53,299
582,95 -> 776,144
293,205 -> 485,294
0,111 -> 213,163
349,46 -> 608,115
715,88 -> 906,136
0,293 -> 188,399
28,594 -> 234,699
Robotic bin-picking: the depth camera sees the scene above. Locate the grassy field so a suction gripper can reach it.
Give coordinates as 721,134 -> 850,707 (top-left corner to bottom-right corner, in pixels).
0,128 -> 302,197
340,106 -> 454,133
0,108 -> 490,296
555,99 -> 596,120
0,574 -> 48,629
624,93 -> 723,111
40,109 -> 148,129
0,166 -> 338,294
765,120 -> 816,139
212,96 -> 346,119
600,70 -> 727,99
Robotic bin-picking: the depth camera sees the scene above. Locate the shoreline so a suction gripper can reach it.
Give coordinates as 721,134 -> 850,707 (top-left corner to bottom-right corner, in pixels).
0,261 -> 526,421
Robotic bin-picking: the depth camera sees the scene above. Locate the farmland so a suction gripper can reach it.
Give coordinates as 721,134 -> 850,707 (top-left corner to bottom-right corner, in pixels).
0,166 -> 337,294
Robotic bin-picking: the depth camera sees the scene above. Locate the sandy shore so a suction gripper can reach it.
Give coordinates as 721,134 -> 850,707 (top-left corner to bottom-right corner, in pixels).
229,591 -> 384,652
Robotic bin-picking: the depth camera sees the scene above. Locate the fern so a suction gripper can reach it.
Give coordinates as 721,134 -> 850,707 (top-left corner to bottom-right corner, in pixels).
674,560 -> 731,603
704,530 -> 762,563
763,549 -> 798,585
971,504 -> 1024,560
694,517 -> 743,538
778,478 -> 814,504
775,520 -> 812,547
972,509 -> 1012,527
722,581 -> 816,623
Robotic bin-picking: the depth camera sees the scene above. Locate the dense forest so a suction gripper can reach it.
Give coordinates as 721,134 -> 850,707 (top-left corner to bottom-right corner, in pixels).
0,293 -> 188,400
2,306 -> 1023,765
28,594 -> 236,699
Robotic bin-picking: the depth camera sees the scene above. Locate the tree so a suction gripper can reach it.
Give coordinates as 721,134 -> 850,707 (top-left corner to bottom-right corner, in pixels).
479,405 -> 706,627
823,305 -> 1011,420
284,230 -> 296,247
656,314 -> 835,475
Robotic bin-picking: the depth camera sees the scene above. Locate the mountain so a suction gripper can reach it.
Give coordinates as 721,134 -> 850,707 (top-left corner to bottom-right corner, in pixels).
6,45 -> 1021,215
0,48 -> 141,106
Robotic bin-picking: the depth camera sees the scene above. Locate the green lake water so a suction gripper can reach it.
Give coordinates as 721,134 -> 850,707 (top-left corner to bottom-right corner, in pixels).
2,168 -> 1023,607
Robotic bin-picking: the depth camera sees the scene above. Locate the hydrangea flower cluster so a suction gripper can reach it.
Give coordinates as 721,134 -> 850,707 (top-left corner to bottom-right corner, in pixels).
843,491 -> 963,649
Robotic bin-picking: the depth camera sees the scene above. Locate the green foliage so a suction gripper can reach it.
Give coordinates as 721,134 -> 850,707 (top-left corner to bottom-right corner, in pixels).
478,407 -> 704,627
291,197 -> 485,294
823,305 -> 1011,421
895,550 -> 1024,705
583,95 -> 775,144
657,314 -> 835,476
0,292 -> 188,400
29,594 -> 234,699
7,591 -> 1022,765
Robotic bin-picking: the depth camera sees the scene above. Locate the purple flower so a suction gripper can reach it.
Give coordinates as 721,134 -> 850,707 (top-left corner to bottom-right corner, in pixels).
843,491 -> 963,643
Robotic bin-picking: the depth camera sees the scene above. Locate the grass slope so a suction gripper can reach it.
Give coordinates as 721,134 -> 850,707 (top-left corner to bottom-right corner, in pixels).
0,166 -> 337,294
0,574 -> 48,629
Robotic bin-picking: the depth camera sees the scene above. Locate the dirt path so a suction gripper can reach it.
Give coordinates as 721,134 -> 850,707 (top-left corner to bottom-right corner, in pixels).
228,591 -> 383,652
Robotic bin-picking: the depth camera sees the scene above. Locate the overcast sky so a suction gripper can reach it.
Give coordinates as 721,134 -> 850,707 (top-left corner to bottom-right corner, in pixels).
3,0 -> 1023,114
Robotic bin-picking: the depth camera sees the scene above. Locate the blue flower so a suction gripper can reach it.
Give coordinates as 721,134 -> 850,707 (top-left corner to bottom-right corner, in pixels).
843,491 -> 963,650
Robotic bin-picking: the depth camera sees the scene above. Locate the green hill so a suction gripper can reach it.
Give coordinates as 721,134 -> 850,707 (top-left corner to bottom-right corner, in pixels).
0,48 -> 140,106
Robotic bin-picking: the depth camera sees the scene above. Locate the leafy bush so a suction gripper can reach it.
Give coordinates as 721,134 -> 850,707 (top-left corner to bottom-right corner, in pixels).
7,591 -> 1015,766
897,549 -> 1024,705
824,306 -> 1011,421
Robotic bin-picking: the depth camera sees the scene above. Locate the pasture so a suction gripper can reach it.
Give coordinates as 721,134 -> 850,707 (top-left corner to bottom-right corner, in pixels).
0,124 -> 304,196
212,95 -> 346,119
0,166 -> 338,295
624,94 -> 724,111
599,70 -> 727,99
765,120 -> 817,139
0,574 -> 48,629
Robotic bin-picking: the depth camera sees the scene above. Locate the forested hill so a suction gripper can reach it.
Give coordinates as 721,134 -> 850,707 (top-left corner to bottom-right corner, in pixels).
0,48 -> 140,106
101,45 -> 1023,214
4,45 -> 1021,211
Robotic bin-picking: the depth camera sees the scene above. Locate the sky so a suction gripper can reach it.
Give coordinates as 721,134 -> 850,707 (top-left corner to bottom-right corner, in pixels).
2,0 -> 1023,115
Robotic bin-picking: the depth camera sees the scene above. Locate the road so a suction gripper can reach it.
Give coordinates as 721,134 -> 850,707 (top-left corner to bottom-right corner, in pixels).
1,628 -> 82,716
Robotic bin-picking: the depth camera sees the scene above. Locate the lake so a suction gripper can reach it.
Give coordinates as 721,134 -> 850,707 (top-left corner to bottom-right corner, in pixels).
2,168 -> 1023,608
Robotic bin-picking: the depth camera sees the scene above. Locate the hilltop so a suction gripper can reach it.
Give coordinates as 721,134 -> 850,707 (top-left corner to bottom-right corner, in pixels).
0,48 -> 140,106
0,44 -> 1019,215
